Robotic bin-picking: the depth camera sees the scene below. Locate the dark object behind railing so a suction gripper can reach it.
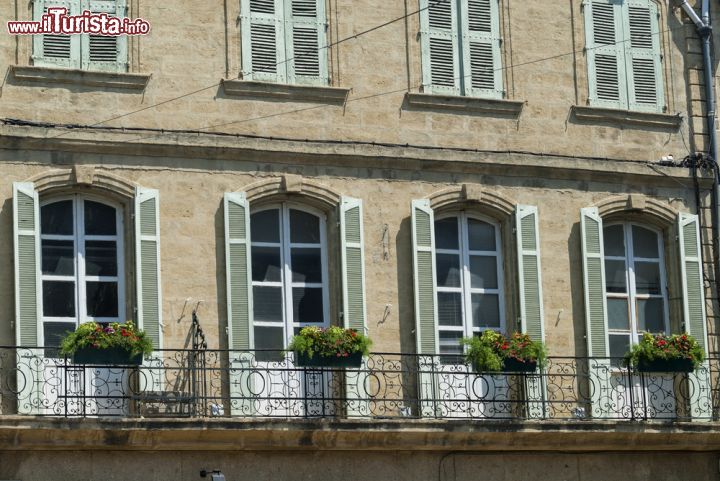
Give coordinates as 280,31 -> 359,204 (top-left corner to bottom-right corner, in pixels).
0,346 -> 716,421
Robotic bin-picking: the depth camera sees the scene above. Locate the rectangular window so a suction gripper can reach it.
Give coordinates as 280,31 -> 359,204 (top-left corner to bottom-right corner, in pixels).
240,0 -> 328,85
584,0 -> 665,112
32,0 -> 129,72
419,0 -> 503,98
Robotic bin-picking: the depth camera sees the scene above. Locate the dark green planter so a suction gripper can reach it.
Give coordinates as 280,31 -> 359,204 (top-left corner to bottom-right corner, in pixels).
296,351 -> 363,368
637,357 -> 694,373
501,358 -> 537,373
72,347 -> 143,365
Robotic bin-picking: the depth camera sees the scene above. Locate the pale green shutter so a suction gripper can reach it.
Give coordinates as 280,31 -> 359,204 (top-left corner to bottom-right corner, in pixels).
224,192 -> 253,351
678,213 -> 707,350
461,0 -> 503,98
412,199 -> 438,354
584,0 -> 626,109
135,187 -> 162,349
13,182 -> 40,348
580,207 -> 609,357
516,205 -> 544,342
241,0 -> 285,82
623,0 -> 664,112
341,197 -> 369,417
285,0 -> 328,85
420,0 -> 461,95
32,0 -> 81,68
81,0 -> 128,72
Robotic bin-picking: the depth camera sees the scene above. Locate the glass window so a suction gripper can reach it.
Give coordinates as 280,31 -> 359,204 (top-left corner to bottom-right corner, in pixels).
250,204 -> 328,361
604,223 -> 668,362
40,196 -> 125,348
434,213 -> 505,359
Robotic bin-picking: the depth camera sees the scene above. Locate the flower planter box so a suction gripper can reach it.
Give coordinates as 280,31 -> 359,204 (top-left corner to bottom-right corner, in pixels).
295,351 -> 363,368
72,347 -> 143,365
501,358 -> 537,373
636,358 -> 694,373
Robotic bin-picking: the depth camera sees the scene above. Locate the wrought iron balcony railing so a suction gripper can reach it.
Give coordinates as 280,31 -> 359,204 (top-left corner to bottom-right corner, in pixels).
0,347 -> 716,421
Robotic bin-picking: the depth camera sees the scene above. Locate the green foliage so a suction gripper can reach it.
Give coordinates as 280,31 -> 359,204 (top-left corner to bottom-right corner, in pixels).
60,321 -> 153,357
624,332 -> 705,370
289,326 -> 372,359
462,331 -> 547,372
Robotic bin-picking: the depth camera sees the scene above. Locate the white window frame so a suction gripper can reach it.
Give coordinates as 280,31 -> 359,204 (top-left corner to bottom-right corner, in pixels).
434,211 -> 506,355
250,202 -> 330,347
604,221 -> 669,358
39,194 -> 126,345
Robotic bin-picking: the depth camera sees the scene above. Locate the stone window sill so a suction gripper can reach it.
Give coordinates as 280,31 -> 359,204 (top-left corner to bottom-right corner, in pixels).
404,92 -> 525,117
10,65 -> 151,90
571,105 -> 682,130
221,79 -> 350,105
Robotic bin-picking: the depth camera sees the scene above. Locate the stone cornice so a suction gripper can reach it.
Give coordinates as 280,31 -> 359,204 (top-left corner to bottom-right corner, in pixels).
10,65 -> 151,90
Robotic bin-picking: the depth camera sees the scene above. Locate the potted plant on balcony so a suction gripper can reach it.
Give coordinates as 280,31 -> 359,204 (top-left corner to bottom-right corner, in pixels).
624,332 -> 704,373
461,331 -> 547,373
289,326 -> 372,368
60,321 -> 153,365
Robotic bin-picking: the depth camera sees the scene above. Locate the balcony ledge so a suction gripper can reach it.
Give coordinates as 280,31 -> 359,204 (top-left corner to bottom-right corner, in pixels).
571,105 -> 683,130
10,65 -> 151,90
221,79 -> 350,105
404,92 -> 525,117
1,417 -> 720,452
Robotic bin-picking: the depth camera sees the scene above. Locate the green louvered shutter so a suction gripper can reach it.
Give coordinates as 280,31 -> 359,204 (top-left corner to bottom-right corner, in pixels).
224,192 -> 253,351
584,0 -> 626,109
461,0 -> 503,98
623,0 -> 664,112
412,199 -> 438,354
678,213 -> 707,350
581,207 -> 609,357
420,0 -> 461,95
32,0 -> 81,68
241,0 -> 285,82
13,182 -> 40,348
135,187 -> 162,349
516,205 -> 544,342
285,0 -> 328,85
81,0 -> 128,72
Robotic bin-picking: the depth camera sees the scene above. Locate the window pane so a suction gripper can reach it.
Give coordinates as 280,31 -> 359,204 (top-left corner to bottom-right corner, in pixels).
603,225 -> 625,257
251,246 -> 282,282
41,200 -> 73,235
85,281 -> 118,317
291,248 -> 322,283
472,293 -> 500,328
609,334 -> 631,363
292,287 -> 324,323
289,209 -> 320,244
607,298 -> 629,330
435,253 -> 461,287
439,330 -> 463,358
252,286 -> 283,322
469,255 -> 498,289
250,209 -> 280,243
42,281 -> 76,317
434,217 -> 459,250
437,292 -> 462,326
42,240 -> 74,275
604,259 -> 627,293
84,200 -> 117,236
467,219 -> 496,251
634,261 -> 661,295
637,298 -> 665,333
85,241 -> 118,276
43,322 -> 76,350
632,225 -> 659,259
254,325 -> 285,362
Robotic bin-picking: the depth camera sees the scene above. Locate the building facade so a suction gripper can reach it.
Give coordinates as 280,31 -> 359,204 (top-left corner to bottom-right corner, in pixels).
1,0 -> 720,479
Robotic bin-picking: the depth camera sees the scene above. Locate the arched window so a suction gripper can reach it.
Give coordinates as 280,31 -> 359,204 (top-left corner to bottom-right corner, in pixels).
249,203 -> 329,356
604,222 -> 668,359
434,212 -> 505,357
39,195 -> 125,347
